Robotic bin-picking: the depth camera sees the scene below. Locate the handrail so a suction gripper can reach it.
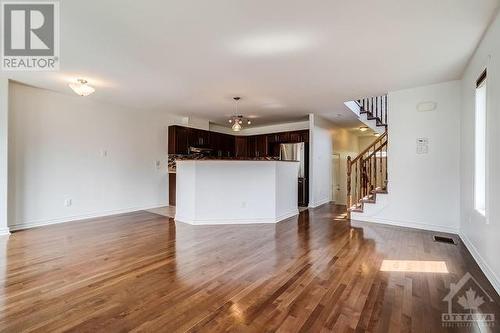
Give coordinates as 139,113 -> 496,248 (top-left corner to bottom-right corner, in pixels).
363,140 -> 387,160
347,130 -> 388,214
350,131 -> 387,164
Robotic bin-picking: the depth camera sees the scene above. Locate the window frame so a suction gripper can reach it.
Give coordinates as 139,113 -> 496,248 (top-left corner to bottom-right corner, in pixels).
474,68 -> 487,217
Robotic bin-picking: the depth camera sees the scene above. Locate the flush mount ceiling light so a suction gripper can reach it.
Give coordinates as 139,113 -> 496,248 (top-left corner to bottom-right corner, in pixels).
359,126 -> 368,132
69,79 -> 95,97
235,34 -> 312,56
229,97 -> 251,132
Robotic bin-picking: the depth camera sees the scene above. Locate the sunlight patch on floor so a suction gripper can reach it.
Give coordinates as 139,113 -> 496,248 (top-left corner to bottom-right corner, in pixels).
380,260 -> 448,273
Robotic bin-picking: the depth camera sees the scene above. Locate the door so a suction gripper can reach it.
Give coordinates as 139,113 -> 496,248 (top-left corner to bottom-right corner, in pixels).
332,154 -> 341,204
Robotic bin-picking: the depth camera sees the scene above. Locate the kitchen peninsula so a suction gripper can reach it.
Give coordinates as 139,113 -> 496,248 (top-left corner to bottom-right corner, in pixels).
175,160 -> 299,225
168,124 -> 310,210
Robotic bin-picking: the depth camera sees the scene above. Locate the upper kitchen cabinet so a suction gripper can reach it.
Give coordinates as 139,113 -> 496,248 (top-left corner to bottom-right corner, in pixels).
168,125 -> 190,155
235,136 -> 248,157
211,132 -> 235,157
267,132 -> 290,144
255,135 -> 268,157
289,130 -> 309,143
188,128 -> 210,147
246,136 -> 256,158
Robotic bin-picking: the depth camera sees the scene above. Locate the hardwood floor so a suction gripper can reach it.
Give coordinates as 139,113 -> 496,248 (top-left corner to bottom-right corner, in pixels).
0,204 -> 498,332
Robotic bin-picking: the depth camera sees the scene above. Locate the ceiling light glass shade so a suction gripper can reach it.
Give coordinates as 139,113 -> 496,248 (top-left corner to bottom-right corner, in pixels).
69,79 -> 95,96
232,122 -> 242,131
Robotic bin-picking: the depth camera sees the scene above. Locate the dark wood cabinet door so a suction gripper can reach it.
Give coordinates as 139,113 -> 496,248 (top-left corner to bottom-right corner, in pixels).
277,132 -> 290,143
300,130 -> 309,143
267,133 -> 278,144
247,136 -> 256,157
255,135 -> 268,157
168,125 -> 189,155
220,134 -> 235,157
235,136 -> 248,157
210,131 -> 221,150
289,131 -> 302,143
188,128 -> 210,147
169,173 -> 176,206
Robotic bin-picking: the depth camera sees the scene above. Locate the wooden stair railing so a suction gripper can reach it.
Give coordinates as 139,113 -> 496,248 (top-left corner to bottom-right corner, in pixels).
356,94 -> 388,128
347,131 -> 388,215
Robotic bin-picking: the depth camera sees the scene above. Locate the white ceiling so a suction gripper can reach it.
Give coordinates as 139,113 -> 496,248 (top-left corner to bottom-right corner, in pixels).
3,0 -> 499,127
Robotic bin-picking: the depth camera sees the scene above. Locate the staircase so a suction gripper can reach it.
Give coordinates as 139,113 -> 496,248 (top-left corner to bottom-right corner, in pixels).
344,95 -> 388,134
346,94 -> 388,216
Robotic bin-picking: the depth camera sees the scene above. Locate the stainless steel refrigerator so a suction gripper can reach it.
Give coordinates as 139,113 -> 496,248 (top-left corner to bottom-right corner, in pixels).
279,142 -> 308,206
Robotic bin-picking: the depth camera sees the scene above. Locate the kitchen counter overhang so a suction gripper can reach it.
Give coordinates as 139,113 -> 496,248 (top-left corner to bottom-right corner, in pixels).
175,160 -> 299,225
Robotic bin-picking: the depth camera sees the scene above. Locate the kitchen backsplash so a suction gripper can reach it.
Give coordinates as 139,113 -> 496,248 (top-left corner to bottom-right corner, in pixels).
168,154 -> 279,173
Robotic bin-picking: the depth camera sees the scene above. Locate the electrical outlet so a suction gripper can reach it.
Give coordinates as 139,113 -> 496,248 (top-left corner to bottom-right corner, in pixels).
100,149 -> 108,157
156,160 -> 161,169
64,199 -> 72,207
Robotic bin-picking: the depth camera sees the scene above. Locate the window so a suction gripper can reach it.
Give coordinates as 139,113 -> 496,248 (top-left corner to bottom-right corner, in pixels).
474,69 -> 487,215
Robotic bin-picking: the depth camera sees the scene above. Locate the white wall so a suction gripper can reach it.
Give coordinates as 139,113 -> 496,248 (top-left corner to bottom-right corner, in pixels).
309,114 -> 334,207
459,10 -> 500,294
353,81 -> 461,233
332,128 -> 360,205
0,78 -> 9,235
182,116 -> 210,130
8,82 -> 183,230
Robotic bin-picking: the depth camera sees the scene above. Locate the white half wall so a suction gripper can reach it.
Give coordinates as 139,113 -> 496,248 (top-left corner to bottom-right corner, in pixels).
8,82 -> 184,230
175,160 -> 299,224
352,81 -> 461,233
309,114 -> 334,207
459,10 -> 500,294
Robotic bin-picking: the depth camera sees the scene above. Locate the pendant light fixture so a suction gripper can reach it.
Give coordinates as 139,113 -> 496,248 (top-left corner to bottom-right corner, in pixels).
228,97 -> 251,132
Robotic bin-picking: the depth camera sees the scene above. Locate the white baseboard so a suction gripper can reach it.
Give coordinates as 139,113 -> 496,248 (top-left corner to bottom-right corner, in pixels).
350,216 -> 459,234
459,232 -> 500,296
8,204 -> 167,231
309,198 -> 331,208
0,227 -> 11,236
175,209 -> 299,226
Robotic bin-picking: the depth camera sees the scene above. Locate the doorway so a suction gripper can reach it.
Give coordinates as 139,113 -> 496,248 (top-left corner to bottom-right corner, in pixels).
332,154 -> 341,204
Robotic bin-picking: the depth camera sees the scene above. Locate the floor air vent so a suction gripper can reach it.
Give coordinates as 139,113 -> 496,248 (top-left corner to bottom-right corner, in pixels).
433,235 -> 456,245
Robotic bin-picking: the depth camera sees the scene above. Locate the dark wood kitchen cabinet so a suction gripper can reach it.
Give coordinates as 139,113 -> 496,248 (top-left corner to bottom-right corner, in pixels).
211,132 -> 235,157
255,135 -> 268,157
168,125 -> 190,155
267,132 -> 290,144
169,173 -> 176,206
246,136 -> 256,157
289,130 -> 309,143
168,125 -> 308,157
169,126 -> 212,154
235,136 -> 248,157
188,128 -> 210,147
